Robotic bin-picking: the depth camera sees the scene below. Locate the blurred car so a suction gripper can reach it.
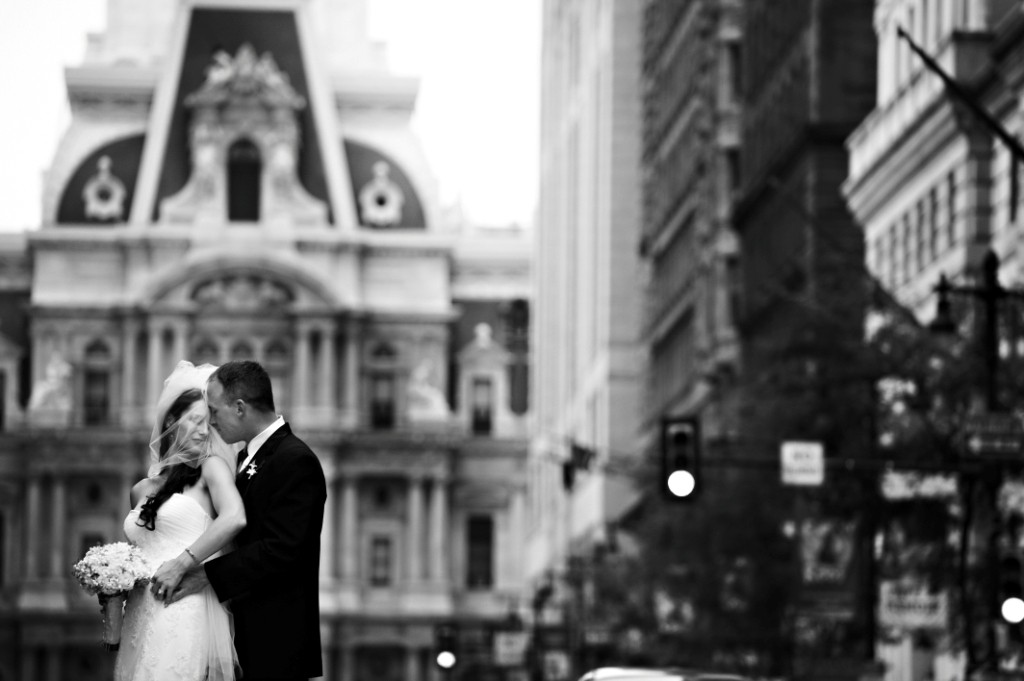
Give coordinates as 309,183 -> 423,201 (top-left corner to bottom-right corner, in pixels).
577,667 -> 752,681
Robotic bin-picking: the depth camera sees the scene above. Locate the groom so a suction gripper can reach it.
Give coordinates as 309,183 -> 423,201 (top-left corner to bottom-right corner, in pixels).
167,359 -> 327,681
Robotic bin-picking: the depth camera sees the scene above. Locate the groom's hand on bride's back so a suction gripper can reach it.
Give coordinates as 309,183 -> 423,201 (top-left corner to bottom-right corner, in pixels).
164,567 -> 210,606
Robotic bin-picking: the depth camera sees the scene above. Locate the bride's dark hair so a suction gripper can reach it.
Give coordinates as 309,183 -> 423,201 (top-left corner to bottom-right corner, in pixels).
137,388 -> 205,531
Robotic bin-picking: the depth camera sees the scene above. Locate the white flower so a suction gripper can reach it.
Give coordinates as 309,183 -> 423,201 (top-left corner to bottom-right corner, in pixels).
71,542 -> 152,596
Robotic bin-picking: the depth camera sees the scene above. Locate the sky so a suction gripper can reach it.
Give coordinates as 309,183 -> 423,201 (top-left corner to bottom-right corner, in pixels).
0,0 -> 540,231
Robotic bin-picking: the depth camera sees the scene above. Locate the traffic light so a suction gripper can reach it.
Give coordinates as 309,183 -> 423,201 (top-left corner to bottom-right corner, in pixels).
999,546 -> 1024,625
434,623 -> 458,670
661,416 -> 700,500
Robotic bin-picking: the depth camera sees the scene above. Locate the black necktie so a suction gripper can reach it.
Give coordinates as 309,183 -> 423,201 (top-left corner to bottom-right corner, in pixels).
237,447 -> 249,471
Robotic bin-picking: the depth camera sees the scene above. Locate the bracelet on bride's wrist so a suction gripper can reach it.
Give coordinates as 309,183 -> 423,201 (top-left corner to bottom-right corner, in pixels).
184,547 -> 199,565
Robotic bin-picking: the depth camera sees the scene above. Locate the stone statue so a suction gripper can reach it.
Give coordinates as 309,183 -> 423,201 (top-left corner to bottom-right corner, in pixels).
28,353 -> 73,424
406,359 -> 450,422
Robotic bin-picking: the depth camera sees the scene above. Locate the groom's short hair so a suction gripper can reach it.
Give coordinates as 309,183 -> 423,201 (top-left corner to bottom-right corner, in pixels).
212,360 -> 276,413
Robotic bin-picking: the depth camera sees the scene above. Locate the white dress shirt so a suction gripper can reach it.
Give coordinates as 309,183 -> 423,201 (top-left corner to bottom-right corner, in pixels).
237,415 -> 285,473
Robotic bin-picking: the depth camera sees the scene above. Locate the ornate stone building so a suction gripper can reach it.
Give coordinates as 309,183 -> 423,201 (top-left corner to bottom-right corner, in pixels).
0,1 -> 531,680
844,1 -> 1024,678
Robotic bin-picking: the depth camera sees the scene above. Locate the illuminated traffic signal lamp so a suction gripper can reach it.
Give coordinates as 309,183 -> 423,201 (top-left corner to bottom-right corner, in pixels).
434,623 -> 458,670
999,548 -> 1024,625
661,416 -> 700,500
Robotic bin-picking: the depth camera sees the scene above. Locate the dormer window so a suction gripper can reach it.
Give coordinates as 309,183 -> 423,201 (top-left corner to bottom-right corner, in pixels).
228,139 -> 261,221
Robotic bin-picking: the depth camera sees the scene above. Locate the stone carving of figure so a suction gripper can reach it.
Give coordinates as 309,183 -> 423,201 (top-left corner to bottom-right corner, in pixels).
407,359 -> 450,422
28,353 -> 73,413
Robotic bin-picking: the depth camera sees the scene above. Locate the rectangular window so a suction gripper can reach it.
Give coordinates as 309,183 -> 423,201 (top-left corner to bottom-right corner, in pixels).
902,216 -> 913,283
947,172 -> 958,247
929,188 -> 939,260
370,374 -> 395,430
888,224 -> 899,288
916,203 -> 927,272
466,515 -> 494,590
471,377 -> 493,435
370,535 -> 393,587
83,369 -> 110,425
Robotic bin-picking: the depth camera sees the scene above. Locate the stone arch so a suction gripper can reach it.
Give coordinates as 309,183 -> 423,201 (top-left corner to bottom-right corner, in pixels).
140,252 -> 339,311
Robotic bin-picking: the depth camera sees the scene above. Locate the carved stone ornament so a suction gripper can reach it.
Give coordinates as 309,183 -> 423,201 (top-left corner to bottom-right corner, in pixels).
185,43 -> 306,110
159,44 -> 327,226
82,156 -> 127,221
190,274 -> 295,312
358,161 -> 405,227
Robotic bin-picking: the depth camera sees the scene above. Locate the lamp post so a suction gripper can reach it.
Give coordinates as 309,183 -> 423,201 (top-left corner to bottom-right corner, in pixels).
929,250 -> 1007,411
929,249 -> 1024,673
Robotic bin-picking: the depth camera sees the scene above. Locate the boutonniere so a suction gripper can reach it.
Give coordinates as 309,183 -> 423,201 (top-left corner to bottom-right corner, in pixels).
245,462 -> 259,479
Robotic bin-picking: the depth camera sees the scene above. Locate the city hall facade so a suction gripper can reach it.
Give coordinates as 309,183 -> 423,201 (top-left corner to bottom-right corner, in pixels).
0,1 -> 532,679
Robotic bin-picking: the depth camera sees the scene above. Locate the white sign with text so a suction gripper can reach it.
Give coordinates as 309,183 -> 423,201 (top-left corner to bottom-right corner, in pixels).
781,441 -> 825,486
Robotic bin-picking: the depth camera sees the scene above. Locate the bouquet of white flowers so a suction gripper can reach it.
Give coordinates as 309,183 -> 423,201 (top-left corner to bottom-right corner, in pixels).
72,542 -> 152,650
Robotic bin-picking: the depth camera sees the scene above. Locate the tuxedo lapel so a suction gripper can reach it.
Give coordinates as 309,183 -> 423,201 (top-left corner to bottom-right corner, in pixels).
238,424 -> 292,499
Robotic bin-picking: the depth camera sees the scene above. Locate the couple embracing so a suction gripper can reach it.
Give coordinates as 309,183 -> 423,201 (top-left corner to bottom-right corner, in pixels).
115,359 -> 327,681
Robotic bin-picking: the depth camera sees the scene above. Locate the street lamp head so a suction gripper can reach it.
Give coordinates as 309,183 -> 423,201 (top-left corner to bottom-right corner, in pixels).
928,274 -> 958,335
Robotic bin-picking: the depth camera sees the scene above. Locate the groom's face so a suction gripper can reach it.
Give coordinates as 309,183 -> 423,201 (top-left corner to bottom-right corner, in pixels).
206,378 -> 245,444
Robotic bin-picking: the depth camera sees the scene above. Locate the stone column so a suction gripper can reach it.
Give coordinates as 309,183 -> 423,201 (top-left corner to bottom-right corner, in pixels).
293,323 -> 312,414
406,646 -> 421,681
429,477 -> 448,584
45,646 -> 62,681
342,321 -> 360,424
49,476 -> 66,579
147,322 -> 163,413
340,475 -> 359,582
321,472 -> 337,580
24,475 -> 41,579
318,323 -> 337,418
510,487 -> 525,586
172,320 -> 188,367
406,477 -> 424,583
341,644 -> 355,681
121,319 -> 138,425
218,337 -> 231,364
20,646 -> 36,681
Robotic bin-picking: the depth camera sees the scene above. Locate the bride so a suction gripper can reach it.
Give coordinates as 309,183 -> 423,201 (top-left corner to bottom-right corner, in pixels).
115,361 -> 246,681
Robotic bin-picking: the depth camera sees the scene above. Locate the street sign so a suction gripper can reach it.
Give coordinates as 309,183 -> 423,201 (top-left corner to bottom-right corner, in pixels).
781,441 -> 825,486
964,413 -> 1024,456
493,631 -> 529,667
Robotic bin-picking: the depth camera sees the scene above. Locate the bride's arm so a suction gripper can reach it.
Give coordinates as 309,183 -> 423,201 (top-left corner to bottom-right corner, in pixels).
150,458 -> 246,597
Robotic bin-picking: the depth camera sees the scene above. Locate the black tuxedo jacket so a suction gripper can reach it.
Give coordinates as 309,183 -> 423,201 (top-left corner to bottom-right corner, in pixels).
206,423 -> 327,680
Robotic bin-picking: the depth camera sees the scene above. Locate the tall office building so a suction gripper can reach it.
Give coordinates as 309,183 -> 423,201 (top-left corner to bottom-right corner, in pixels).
638,0 -> 743,490
527,0 -> 644,674
0,1 -> 532,679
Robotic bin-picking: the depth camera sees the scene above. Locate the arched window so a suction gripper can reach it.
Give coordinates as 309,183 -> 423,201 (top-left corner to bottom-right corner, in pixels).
230,341 -> 254,361
228,138 -> 261,222
193,338 -> 219,365
471,376 -> 493,435
83,339 -> 111,426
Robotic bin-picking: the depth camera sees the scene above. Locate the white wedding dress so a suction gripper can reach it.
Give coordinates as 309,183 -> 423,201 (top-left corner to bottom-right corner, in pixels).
115,493 -> 237,681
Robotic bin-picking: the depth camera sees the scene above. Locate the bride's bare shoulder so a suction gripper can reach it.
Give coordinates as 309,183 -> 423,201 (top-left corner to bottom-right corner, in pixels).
130,477 -> 161,507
